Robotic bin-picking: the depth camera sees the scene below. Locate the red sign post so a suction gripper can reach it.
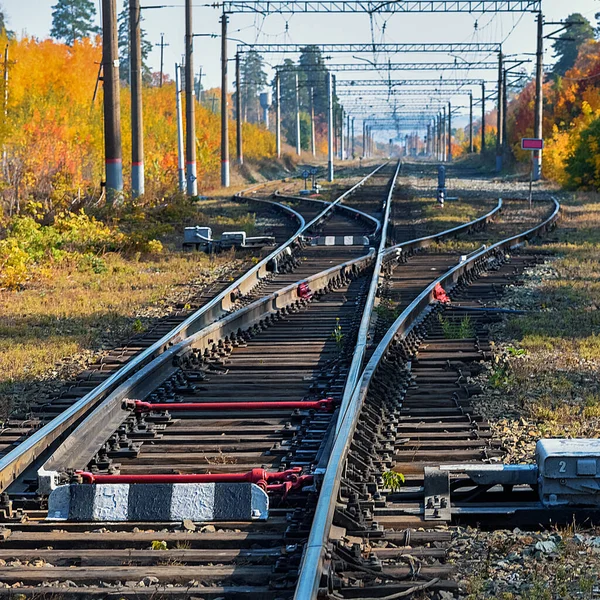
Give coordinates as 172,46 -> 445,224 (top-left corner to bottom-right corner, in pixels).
522,138 -> 544,207
522,138 -> 544,151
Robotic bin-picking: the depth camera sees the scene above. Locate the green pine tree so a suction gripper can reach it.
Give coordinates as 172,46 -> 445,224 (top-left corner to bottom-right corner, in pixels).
552,13 -> 594,76
117,0 -> 153,84
50,0 -> 99,46
272,50 -> 339,151
238,50 -> 267,124
0,6 -> 14,38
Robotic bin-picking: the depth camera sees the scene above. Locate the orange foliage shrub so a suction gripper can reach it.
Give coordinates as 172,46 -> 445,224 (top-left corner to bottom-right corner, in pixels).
0,35 -> 275,216
505,39 -> 600,188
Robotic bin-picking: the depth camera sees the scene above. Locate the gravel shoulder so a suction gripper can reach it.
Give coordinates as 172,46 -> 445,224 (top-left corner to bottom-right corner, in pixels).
431,168 -> 600,599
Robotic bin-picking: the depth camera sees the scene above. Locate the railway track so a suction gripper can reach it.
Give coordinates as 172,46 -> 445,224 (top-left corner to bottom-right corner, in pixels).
0,165 -> 386,495
0,162 -> 564,599
295,197 -> 562,599
0,163 -> 398,596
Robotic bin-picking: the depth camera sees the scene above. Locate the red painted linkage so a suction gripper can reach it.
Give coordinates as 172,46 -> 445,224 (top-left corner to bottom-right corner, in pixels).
128,398 -> 335,413
297,282 -> 313,300
433,283 -> 451,304
75,467 -> 313,496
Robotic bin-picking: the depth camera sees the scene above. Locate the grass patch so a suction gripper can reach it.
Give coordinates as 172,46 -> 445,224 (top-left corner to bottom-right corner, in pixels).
0,250 -> 236,416
438,314 -> 475,339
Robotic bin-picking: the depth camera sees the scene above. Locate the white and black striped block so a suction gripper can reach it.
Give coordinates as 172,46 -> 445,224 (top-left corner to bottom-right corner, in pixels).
47,483 -> 269,522
312,235 -> 370,246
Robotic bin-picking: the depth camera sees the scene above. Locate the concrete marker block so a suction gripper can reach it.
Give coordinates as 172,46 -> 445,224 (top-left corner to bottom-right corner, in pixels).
47,482 -> 269,522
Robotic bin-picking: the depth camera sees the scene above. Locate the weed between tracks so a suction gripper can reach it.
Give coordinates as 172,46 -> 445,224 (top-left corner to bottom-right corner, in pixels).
390,189 -> 493,243
438,314 -> 475,339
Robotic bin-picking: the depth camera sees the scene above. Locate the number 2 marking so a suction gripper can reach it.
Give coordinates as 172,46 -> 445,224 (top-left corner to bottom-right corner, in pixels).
559,461 -> 567,473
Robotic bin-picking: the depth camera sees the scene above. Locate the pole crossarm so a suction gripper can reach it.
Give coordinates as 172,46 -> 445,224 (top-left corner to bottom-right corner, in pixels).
338,88 -> 474,95
337,78 -> 490,86
217,1 -> 541,14
276,61 -> 502,72
343,100 -> 454,107
237,42 -> 502,54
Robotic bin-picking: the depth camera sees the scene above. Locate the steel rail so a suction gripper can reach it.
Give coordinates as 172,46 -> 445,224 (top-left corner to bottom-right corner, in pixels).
0,165 -> 386,495
294,197 -> 560,599
333,160 -> 401,437
38,249 -> 377,486
274,192 -> 382,238
384,197 -> 503,257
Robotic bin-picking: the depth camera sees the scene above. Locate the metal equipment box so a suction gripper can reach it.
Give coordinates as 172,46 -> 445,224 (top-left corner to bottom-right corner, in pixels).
184,226 -> 212,244
220,231 -> 247,249
537,439 -> 600,507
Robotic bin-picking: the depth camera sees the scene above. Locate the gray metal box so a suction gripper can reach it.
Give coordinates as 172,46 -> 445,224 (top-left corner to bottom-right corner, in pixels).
184,226 -> 212,244
537,439 -> 600,507
221,231 -> 247,248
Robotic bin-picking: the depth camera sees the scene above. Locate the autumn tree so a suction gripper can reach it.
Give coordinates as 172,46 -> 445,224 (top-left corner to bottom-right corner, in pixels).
50,0 -> 99,46
552,13 -> 594,76
117,0 -> 153,84
272,59 -> 298,148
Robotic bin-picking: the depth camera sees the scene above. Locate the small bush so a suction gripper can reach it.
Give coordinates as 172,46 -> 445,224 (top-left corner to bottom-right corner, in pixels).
0,209 -> 165,290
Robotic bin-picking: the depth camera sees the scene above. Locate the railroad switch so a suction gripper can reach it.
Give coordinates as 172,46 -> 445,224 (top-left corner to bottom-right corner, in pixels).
424,439 -> 600,521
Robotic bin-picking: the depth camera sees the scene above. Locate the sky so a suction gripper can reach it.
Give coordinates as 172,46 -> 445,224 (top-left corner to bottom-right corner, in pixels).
3,0 -> 600,132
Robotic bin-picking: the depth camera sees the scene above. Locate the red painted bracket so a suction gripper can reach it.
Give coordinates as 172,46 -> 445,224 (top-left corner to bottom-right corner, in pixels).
126,398 -> 336,413
75,467 -> 314,497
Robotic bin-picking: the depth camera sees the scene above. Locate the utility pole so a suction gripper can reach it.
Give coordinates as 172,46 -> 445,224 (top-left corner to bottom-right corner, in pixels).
197,67 -> 203,103
533,10 -> 543,180
426,123 -> 431,156
333,105 -> 337,157
496,50 -> 504,172
2,44 -> 8,176
275,73 -> 281,158
481,81 -> 486,154
346,113 -> 350,160
310,86 -> 316,157
447,101 -> 452,162
235,52 -> 243,165
295,72 -> 301,156
327,71 -> 333,181
502,68 -> 508,163
220,13 -> 230,187
156,33 -> 169,87
130,0 -> 144,197
351,117 -> 355,159
101,0 -> 123,202
442,106 -> 446,162
2,45 -> 7,120
469,92 -> 474,153
185,0 -> 197,196
340,108 -> 345,160
362,119 -> 366,159
175,64 -> 185,192
439,114 -> 443,160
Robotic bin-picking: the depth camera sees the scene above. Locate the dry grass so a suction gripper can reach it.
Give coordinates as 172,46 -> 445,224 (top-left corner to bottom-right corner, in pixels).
474,193 -> 600,463
0,250 -> 235,414
421,197 -> 493,230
